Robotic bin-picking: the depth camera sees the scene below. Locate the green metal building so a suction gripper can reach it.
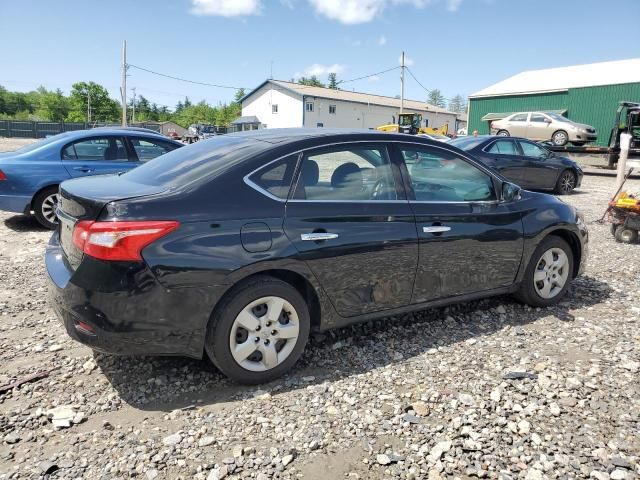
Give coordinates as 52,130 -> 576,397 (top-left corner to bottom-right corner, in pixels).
468,58 -> 640,146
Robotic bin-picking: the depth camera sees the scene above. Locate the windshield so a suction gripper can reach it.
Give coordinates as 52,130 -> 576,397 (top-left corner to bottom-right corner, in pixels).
448,137 -> 486,151
122,136 -> 267,188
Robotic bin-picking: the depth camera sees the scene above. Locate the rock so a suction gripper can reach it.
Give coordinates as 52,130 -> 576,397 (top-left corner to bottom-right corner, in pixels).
162,433 -> 182,446
428,440 -> 452,462
257,473 -> 269,480
496,305 -> 507,314
412,401 -> 430,416
46,406 -> 76,428
72,412 -> 85,424
531,433 -> 542,445
199,436 -> 215,447
232,444 -> 243,457
525,469 -> 543,480
3,433 -> 20,444
610,470 -> 628,480
610,457 -> 634,470
621,361 -> 639,373
590,471 -> 610,480
39,461 -> 58,475
326,405 -> 339,415
566,377 -> 582,389
207,465 -> 228,480
549,403 -> 561,416
48,344 -> 63,352
282,454 -> 295,467
503,371 -> 536,380
222,457 -> 235,465
490,388 -> 501,402
146,469 -> 159,480
458,393 -> 475,406
403,414 -> 421,424
82,358 -> 96,372
518,420 -> 530,434
376,454 -> 392,465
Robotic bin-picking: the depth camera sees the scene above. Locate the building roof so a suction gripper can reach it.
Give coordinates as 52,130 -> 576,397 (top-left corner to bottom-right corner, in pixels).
242,79 -> 456,115
470,58 -> 640,98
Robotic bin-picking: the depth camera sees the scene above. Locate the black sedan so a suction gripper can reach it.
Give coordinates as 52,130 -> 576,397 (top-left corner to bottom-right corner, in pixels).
449,136 -> 583,195
47,129 -> 588,384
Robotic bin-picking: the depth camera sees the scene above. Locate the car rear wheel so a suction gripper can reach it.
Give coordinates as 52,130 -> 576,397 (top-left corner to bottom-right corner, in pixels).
33,186 -> 59,230
205,276 -> 310,384
497,130 -> 510,137
516,236 -> 574,307
555,170 -> 576,195
552,130 -> 568,146
614,226 -> 638,244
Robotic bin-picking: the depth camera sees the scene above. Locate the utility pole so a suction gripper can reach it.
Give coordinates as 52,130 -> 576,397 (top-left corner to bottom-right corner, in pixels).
131,87 -> 136,124
87,89 -> 91,123
400,51 -> 405,114
121,40 -> 127,126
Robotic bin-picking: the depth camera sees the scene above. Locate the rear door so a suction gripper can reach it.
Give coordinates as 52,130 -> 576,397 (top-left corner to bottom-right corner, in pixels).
516,140 -> 560,189
61,136 -> 133,178
396,143 -> 523,302
283,142 -> 418,317
481,138 -> 526,184
508,113 -> 529,136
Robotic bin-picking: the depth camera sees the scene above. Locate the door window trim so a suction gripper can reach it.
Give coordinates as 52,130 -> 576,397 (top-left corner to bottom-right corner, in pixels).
60,135 -> 130,162
243,139 -> 500,203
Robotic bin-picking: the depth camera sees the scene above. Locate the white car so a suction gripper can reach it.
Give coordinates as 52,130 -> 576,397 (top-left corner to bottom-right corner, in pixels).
490,112 -> 597,146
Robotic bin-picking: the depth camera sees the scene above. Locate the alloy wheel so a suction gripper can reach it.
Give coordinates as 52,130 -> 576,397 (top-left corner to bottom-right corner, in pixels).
41,193 -> 59,224
553,131 -> 568,146
533,247 -> 569,299
559,171 -> 576,194
229,296 -> 300,372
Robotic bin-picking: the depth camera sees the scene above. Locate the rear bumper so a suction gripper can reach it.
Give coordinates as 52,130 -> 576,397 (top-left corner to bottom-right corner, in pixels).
0,194 -> 31,214
46,233 -> 220,358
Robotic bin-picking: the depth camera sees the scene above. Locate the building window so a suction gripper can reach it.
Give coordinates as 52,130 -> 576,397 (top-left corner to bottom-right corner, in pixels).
329,105 -> 336,114
305,102 -> 314,112
317,123 -> 324,128
272,104 -> 278,114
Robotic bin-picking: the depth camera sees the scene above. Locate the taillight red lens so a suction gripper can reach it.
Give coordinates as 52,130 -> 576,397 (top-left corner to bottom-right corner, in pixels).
72,220 -> 179,261
0,170 -> 7,180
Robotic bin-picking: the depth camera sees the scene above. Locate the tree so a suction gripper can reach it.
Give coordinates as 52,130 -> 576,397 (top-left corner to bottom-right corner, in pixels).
35,87 -> 70,121
448,94 -> 466,114
328,73 -> 338,89
234,88 -> 246,103
67,82 -> 119,122
427,89 -> 446,108
298,76 -> 325,87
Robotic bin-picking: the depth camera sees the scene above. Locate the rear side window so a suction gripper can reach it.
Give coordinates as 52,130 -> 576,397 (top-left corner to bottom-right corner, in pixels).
62,137 -> 128,161
129,136 -> 179,162
248,155 -> 298,199
487,140 -> 518,155
122,136 -> 267,188
510,113 -> 528,122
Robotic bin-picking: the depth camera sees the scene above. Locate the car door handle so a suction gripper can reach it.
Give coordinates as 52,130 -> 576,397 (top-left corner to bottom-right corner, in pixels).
73,166 -> 94,173
423,226 -> 451,233
301,232 -> 339,241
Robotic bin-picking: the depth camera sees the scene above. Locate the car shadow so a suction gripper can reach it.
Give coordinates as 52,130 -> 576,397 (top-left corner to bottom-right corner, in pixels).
4,214 -> 49,232
95,274 -> 611,412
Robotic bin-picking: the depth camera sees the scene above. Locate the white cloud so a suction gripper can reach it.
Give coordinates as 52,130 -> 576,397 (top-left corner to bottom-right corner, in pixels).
302,63 -> 346,77
398,53 -> 414,66
446,0 -> 462,11
378,35 -> 387,46
368,75 -> 381,82
190,0 -> 262,16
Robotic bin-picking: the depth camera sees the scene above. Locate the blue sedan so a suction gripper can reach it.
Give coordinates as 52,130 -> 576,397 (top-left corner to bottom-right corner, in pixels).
0,128 -> 183,228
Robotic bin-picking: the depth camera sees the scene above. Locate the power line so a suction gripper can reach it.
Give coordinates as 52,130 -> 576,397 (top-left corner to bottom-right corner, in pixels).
337,66 -> 400,85
128,63 -> 247,90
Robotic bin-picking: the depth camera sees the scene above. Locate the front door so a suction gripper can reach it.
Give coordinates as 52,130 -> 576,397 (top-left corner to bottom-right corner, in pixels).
516,140 -> 560,189
61,136 -> 133,178
526,113 -> 552,140
283,143 -> 418,317
396,143 -> 524,302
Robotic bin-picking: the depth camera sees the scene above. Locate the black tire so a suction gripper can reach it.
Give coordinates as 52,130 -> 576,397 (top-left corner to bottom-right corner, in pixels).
496,130 -> 510,137
614,227 -> 638,244
32,186 -> 60,229
515,236 -> 574,307
205,276 -> 310,384
554,169 -> 577,195
551,130 -> 569,146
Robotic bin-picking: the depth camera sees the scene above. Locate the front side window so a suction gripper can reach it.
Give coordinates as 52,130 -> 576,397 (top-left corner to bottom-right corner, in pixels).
295,145 -> 397,201
305,102 -> 314,112
129,137 -> 178,162
530,113 -> 548,123
62,137 -> 128,161
401,146 -> 496,202
519,140 -> 548,158
487,139 -> 518,155
249,154 -> 298,199
510,113 -> 528,122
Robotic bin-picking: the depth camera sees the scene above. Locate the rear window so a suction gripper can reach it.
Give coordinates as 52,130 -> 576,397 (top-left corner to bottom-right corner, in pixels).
122,136 -> 266,188
448,137 -> 486,151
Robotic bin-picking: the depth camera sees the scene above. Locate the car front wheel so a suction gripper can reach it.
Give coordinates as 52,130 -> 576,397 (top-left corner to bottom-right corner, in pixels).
555,170 -> 577,195
205,276 -> 310,384
516,236 -> 574,307
552,130 -> 568,146
33,186 -> 59,230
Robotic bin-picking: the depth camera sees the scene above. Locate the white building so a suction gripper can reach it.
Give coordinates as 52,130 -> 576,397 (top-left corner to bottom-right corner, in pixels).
240,80 -> 457,132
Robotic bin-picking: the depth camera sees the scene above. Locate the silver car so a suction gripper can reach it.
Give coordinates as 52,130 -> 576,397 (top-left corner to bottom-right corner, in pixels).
490,112 -> 597,146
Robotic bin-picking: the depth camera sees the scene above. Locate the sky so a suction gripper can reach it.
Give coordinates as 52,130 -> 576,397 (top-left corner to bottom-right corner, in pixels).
1,0 -> 639,111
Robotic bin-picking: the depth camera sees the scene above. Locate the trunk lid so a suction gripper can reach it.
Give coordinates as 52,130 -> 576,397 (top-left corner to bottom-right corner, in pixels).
58,174 -> 168,269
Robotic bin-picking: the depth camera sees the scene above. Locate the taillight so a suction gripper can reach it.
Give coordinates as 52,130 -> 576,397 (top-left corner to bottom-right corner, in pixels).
0,170 -> 6,180
72,220 -> 179,261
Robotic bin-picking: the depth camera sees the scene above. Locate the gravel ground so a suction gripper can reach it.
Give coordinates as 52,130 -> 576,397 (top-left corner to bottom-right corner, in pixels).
0,139 -> 639,480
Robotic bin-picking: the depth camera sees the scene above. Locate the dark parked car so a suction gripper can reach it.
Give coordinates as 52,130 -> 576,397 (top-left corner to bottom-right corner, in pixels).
47,129 -> 588,384
0,128 -> 183,229
448,135 -> 583,195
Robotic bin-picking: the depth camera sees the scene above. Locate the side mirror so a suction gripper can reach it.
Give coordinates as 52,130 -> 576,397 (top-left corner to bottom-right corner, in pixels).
502,182 -> 522,202
544,118 -> 552,123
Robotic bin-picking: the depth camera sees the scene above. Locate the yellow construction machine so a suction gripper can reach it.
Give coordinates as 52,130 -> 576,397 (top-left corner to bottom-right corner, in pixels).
377,112 -> 448,136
